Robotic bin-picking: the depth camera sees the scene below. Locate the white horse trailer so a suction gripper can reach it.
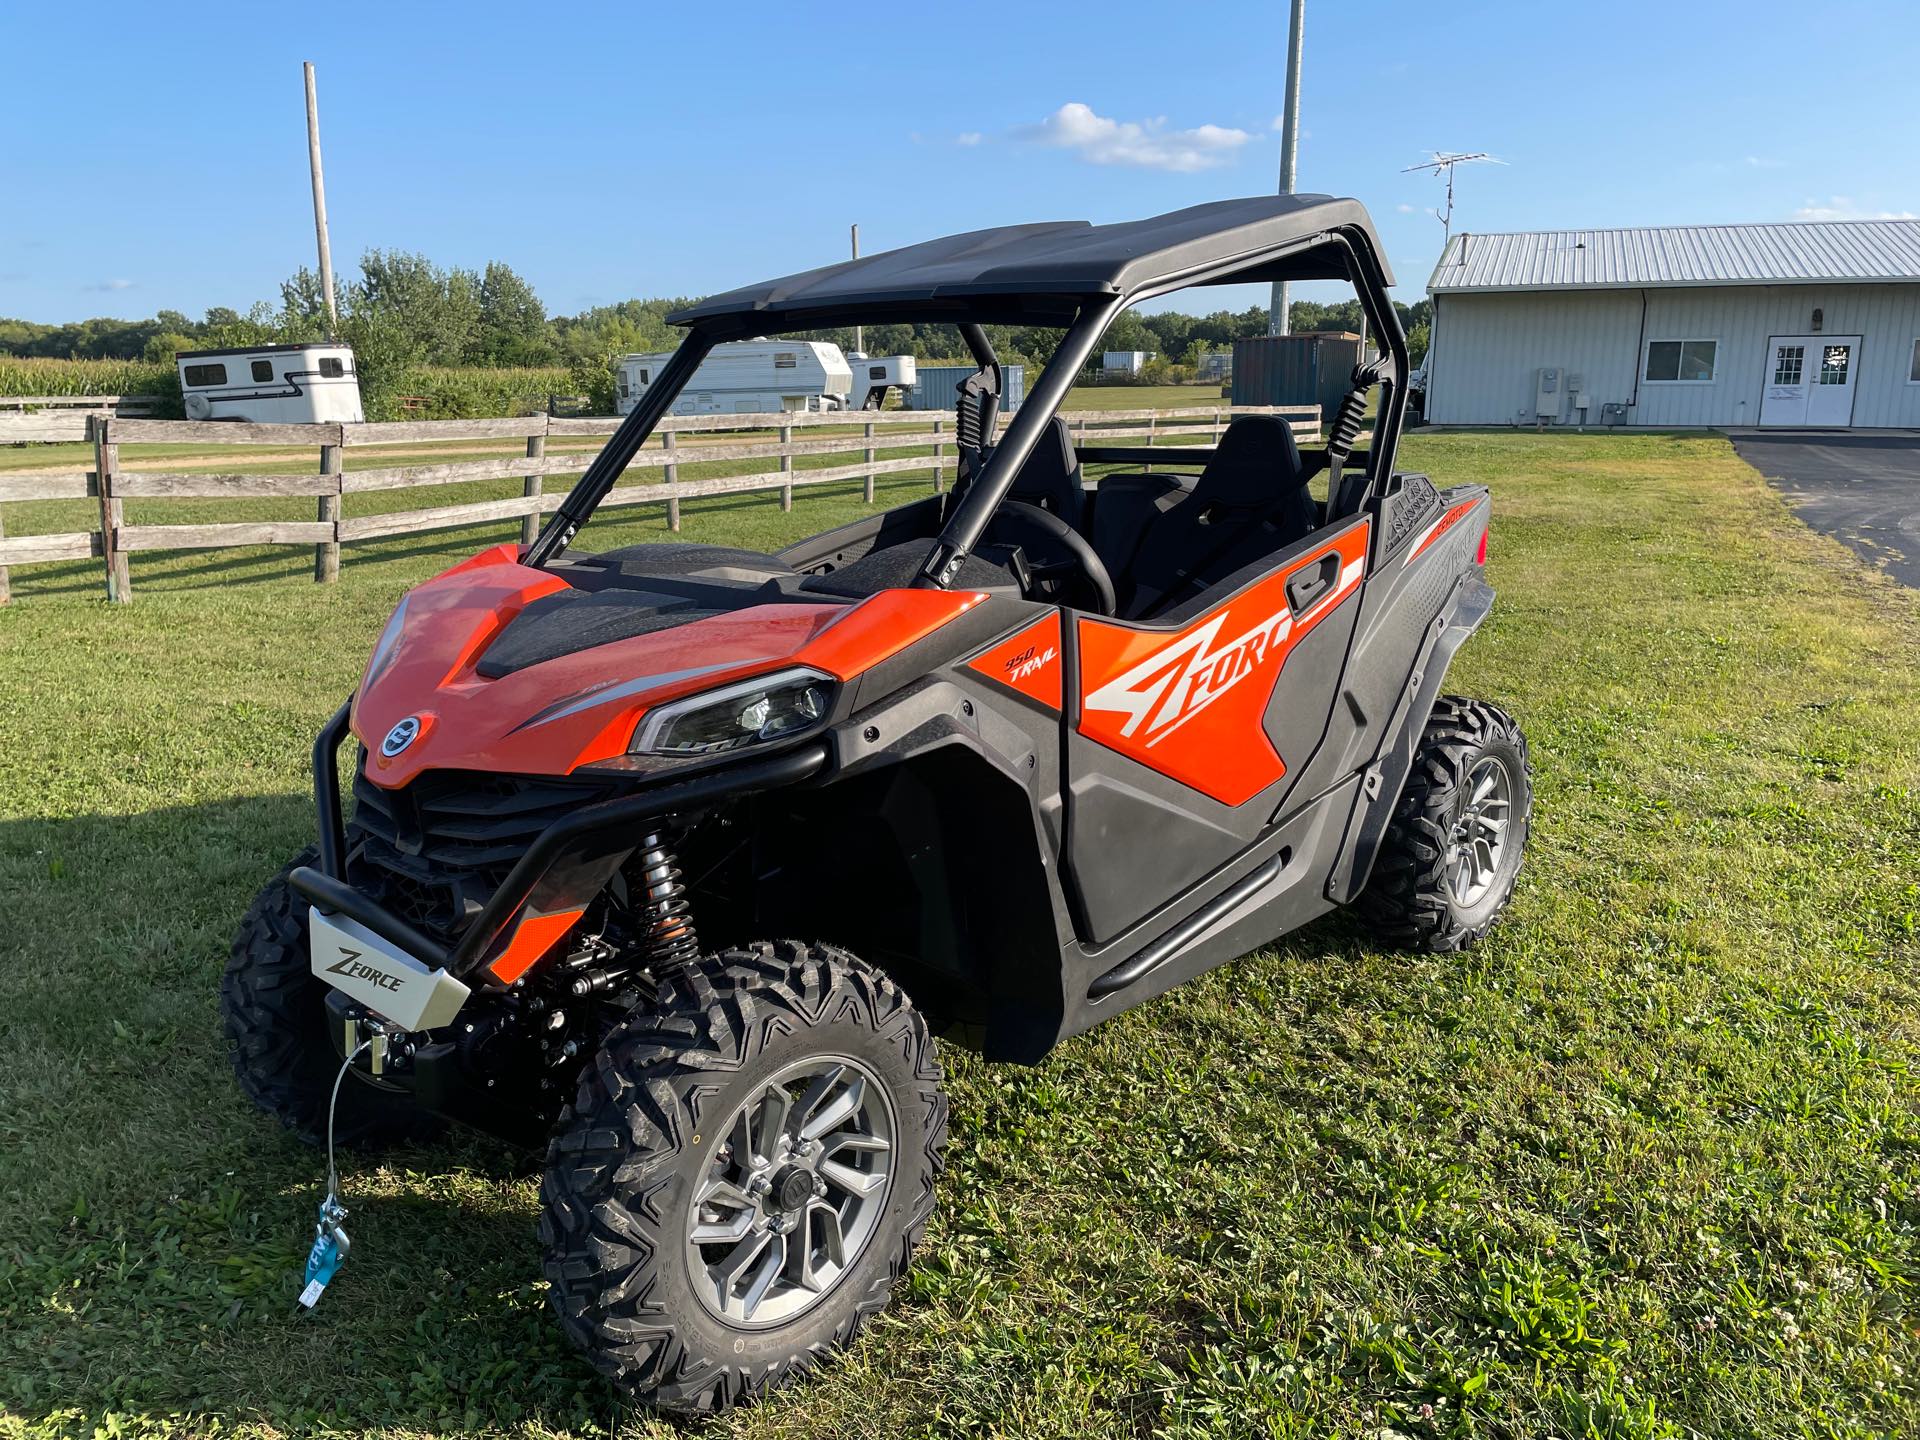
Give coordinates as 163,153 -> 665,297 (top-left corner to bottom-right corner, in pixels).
176,342 -> 365,424
847,353 -> 916,409
614,340 -> 917,416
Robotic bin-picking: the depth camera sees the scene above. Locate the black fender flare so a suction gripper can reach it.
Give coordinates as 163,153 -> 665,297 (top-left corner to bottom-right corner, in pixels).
1324,571 -> 1495,904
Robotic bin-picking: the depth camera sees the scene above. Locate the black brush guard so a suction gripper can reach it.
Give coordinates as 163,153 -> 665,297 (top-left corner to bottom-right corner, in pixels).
289,700 -> 829,981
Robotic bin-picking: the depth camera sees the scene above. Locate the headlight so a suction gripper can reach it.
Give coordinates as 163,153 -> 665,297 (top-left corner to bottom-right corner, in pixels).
630,668 -> 836,757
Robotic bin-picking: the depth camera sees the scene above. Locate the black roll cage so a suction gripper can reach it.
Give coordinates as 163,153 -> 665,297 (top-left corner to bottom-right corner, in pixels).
525,224 -> 1408,582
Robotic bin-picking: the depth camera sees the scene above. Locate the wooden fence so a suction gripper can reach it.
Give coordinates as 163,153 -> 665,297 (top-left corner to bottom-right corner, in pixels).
0,402 -> 1318,604
0,394 -> 162,442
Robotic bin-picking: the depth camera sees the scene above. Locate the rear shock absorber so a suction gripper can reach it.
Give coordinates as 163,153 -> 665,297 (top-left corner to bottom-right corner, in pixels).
633,832 -> 699,967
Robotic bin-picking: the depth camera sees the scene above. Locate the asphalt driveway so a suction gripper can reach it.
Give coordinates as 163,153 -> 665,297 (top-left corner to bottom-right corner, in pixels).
1729,430 -> 1920,588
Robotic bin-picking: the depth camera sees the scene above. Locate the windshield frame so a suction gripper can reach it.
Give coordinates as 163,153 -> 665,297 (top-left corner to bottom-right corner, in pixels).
525,224 -> 1407,579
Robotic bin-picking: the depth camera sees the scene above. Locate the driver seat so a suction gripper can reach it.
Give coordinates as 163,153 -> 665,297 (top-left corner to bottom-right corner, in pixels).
1118,415 -> 1318,618
1003,416 -> 1087,531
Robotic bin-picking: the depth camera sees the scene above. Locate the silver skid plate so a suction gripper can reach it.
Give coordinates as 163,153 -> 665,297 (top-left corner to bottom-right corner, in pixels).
308,907 -> 470,1031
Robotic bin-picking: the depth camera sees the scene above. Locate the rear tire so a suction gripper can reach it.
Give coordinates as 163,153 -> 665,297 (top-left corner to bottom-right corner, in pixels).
221,849 -> 440,1148
540,939 -> 946,1413
1360,696 -> 1531,953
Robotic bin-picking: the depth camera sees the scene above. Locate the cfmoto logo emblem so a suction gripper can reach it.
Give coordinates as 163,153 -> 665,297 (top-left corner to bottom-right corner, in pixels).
381,716 -> 421,757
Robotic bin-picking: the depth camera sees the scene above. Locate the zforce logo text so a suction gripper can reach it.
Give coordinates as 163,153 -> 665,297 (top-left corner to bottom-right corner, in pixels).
326,949 -> 405,992
1084,606 -> 1294,745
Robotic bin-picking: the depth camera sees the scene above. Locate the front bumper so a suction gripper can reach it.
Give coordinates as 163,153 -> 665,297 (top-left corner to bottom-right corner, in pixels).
292,698 -> 830,986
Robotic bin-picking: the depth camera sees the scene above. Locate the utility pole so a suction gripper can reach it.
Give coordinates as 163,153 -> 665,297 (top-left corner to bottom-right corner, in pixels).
850,223 -> 862,356
303,62 -> 338,335
1267,0 -> 1305,336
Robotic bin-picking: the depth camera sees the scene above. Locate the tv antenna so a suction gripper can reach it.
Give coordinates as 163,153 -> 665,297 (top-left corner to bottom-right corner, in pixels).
1402,151 -> 1504,242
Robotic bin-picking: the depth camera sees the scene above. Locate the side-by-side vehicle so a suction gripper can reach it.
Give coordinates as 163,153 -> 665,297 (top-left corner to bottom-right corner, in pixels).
224,194 -> 1531,1411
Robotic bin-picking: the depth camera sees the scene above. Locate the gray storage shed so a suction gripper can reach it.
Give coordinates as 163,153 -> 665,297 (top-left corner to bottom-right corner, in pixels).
1231,332 -> 1363,418
904,363 -> 1026,412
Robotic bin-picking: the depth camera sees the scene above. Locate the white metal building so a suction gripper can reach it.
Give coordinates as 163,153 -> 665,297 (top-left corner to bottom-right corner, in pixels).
1424,218 -> 1920,429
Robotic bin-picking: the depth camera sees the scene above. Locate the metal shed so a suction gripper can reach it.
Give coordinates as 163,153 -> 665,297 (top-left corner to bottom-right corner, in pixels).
1424,218 -> 1920,429
1230,332 -> 1362,418
904,363 -> 1026,412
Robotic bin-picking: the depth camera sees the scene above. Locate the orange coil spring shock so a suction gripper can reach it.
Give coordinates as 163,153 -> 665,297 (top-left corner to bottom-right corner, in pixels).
635,833 -> 698,966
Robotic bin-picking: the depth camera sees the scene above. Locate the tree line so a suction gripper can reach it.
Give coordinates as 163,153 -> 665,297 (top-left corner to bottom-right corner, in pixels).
0,249 -> 1433,412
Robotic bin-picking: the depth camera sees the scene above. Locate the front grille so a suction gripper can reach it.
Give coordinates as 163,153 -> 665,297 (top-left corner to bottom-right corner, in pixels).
347,758 -> 616,938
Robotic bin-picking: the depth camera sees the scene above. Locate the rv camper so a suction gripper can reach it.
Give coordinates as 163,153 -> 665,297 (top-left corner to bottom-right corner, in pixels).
176,342 -> 365,424
614,340 -> 916,416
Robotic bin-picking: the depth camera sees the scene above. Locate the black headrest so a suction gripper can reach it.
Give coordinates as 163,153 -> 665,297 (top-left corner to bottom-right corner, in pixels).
1006,416 -> 1084,523
1193,415 -> 1304,507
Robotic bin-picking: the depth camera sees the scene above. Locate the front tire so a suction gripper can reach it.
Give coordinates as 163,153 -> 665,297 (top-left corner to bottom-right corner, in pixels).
1361,696 -> 1532,952
540,940 -> 946,1413
221,849 -> 439,1147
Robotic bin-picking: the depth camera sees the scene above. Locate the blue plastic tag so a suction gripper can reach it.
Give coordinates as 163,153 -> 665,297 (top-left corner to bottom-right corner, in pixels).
298,1195 -> 350,1309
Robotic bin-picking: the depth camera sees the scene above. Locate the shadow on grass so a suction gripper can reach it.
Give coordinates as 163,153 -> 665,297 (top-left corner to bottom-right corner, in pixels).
0,794 -> 704,1435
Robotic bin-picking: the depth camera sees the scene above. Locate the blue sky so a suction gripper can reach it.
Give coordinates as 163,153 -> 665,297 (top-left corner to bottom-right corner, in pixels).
2,0 -> 1915,324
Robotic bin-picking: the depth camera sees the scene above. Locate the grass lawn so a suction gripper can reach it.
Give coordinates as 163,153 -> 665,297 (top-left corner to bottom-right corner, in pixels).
1,431 -> 1916,1439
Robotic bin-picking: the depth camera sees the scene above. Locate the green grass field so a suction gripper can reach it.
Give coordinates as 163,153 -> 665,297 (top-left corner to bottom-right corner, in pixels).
1,431 -> 1917,1439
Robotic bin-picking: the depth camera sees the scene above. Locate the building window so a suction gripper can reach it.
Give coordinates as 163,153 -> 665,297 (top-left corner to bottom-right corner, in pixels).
870,365 -> 887,380
1644,338 -> 1717,383
1910,338 -> 1920,383
637,369 -> 649,384
183,363 -> 227,386
1819,345 -> 1851,385
250,359 -> 274,382
318,356 -> 346,379
1774,346 -> 1805,387
773,352 -> 798,369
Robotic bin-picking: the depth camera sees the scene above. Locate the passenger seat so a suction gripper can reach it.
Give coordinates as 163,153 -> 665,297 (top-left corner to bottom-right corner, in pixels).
1113,415 -> 1318,618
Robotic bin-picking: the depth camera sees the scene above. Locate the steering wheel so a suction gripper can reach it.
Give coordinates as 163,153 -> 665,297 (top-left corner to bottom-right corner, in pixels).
989,500 -> 1117,616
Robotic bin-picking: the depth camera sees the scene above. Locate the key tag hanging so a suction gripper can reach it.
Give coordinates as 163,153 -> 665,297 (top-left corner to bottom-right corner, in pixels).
297,1038 -> 370,1312
299,1195 -> 351,1309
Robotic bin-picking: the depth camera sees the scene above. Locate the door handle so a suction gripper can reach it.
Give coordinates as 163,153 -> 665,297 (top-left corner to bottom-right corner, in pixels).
1286,553 -> 1340,614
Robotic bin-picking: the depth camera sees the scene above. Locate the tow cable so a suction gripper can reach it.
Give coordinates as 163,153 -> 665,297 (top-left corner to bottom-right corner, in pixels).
297,1038 -> 370,1312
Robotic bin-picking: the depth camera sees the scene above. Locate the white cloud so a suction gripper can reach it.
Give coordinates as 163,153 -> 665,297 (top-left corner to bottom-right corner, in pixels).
1020,102 -> 1251,173
84,278 -> 135,292
1396,203 -> 1416,213
1791,196 -> 1918,221
956,131 -> 982,147
1745,155 -> 1786,169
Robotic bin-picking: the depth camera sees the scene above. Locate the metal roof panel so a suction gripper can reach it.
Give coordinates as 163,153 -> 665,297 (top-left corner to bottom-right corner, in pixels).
1429,218 -> 1920,292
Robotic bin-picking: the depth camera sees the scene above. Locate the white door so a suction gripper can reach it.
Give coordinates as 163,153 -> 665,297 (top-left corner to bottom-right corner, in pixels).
1760,335 -> 1860,427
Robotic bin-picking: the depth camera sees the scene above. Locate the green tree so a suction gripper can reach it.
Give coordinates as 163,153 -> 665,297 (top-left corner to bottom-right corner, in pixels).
352,249 -> 476,366
474,262 -> 550,365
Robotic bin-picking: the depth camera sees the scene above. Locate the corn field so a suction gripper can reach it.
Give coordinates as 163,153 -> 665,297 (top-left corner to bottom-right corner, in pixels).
0,356 -> 581,422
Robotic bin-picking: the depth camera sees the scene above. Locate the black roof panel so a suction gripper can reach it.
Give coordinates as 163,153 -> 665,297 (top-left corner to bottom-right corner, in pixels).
669,195 -> 1388,330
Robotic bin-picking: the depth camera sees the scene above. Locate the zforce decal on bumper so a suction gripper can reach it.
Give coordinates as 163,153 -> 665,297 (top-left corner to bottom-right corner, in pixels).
1077,523 -> 1370,805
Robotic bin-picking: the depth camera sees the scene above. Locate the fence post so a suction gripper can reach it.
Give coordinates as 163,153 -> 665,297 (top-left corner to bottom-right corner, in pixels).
862,419 -> 876,504
779,422 -> 793,511
0,502 -> 9,605
932,416 -> 945,493
1146,413 -> 1157,454
315,436 -> 342,582
92,416 -> 130,602
662,430 -> 681,531
1212,407 -> 1223,444
520,429 -> 545,548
